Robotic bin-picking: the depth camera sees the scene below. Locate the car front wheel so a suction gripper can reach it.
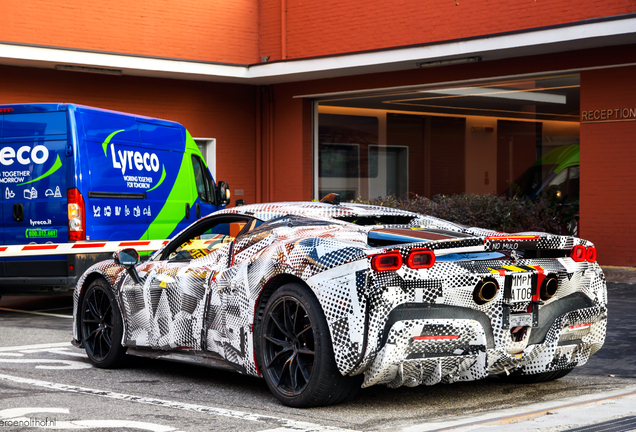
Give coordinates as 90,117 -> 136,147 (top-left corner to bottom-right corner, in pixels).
80,278 -> 127,368
257,283 -> 362,407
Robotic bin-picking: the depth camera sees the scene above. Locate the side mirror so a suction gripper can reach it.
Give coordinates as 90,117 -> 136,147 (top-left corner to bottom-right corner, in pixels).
113,248 -> 141,283
217,181 -> 231,206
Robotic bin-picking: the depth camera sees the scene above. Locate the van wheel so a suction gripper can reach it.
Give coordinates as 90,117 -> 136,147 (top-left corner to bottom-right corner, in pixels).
499,367 -> 573,383
80,278 -> 127,368
256,283 -> 362,407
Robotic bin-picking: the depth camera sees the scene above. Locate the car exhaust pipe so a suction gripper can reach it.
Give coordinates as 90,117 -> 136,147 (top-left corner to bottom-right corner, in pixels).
540,274 -> 559,300
474,277 -> 499,305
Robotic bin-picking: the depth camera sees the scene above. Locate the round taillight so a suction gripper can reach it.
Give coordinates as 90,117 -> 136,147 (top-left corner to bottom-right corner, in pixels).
586,246 -> 597,263
371,252 -> 403,272
570,245 -> 586,262
407,249 -> 435,269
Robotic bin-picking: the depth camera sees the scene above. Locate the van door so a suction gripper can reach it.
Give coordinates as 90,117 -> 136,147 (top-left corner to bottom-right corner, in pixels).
138,121 -> 195,241
77,109 -> 149,241
1,111 -> 69,276
190,154 -> 217,219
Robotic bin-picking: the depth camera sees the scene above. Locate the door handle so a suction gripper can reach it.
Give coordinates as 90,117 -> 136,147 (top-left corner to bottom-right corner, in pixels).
185,203 -> 190,219
196,203 -> 201,219
13,203 -> 24,222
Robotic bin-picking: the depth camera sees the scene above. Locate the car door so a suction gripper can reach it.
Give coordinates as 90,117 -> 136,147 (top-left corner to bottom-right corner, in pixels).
120,214 -> 256,352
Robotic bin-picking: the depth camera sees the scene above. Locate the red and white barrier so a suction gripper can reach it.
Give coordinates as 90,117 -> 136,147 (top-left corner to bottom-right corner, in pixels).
0,240 -> 169,257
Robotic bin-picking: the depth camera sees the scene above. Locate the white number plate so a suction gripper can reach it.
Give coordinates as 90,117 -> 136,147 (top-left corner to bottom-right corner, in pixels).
510,273 -> 533,302
509,313 -> 533,327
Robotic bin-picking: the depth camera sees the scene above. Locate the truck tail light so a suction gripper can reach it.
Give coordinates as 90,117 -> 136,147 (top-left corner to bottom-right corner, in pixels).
407,249 -> 436,269
67,188 -> 85,241
371,252 -> 403,272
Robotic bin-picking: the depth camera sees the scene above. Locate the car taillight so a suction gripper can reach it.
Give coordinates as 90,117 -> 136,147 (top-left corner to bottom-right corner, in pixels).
570,245 -> 586,262
371,252 -> 403,272
67,188 -> 85,241
586,246 -> 597,262
407,249 -> 435,269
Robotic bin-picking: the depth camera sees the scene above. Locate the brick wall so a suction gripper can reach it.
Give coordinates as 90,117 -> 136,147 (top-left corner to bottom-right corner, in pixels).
259,0 -> 636,61
0,0 -> 259,64
0,64 -> 257,206
580,66 -> 636,267
3,1 -> 633,65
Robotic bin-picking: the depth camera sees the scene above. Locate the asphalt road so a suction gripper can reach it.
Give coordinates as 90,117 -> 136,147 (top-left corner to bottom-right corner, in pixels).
0,282 -> 634,432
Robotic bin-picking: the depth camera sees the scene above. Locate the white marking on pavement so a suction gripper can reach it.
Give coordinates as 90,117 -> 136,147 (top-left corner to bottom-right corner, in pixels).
0,342 -> 72,352
0,407 -> 69,419
0,373 -> 356,432
0,408 -> 180,431
0,307 -> 72,318
0,359 -> 91,370
18,348 -> 87,358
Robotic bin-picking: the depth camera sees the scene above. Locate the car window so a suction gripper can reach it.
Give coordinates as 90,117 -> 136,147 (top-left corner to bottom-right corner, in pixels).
164,217 -> 261,262
168,221 -> 242,261
191,155 -> 212,204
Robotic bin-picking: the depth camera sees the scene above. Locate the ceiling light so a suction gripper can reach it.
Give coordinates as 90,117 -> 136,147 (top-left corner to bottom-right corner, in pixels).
416,56 -> 481,68
419,86 -> 566,104
55,65 -> 123,76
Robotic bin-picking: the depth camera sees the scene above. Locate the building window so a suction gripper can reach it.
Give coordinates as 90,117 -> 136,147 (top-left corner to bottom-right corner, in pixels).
194,138 -> 217,181
316,74 -> 580,203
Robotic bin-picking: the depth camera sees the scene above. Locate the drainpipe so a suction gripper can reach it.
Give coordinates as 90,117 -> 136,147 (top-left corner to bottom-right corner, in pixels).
281,0 -> 287,59
256,87 -> 262,203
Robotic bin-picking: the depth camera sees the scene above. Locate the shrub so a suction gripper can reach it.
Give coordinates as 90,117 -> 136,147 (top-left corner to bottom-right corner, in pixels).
353,193 -> 565,234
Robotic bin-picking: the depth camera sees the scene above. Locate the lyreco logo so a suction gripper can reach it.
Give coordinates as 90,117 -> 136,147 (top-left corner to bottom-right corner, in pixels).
0,145 -> 49,166
101,129 -> 167,192
110,144 -> 161,175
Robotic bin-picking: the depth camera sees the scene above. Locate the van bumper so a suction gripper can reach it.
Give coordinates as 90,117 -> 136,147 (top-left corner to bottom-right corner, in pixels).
0,253 -> 111,295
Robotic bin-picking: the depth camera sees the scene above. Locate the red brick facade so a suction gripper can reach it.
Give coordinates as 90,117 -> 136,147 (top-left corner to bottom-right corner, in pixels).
580,66 -> 636,266
1,2 -> 635,265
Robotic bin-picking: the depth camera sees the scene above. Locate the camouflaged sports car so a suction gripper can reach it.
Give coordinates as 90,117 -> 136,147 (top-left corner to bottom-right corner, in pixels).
72,198 -> 607,407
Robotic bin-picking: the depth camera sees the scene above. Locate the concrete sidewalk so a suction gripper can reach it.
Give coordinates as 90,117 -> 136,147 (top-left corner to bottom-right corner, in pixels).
602,266 -> 636,285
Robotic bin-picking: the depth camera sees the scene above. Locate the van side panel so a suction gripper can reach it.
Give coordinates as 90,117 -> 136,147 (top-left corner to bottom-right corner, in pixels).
138,121 -> 197,240
75,109 -> 150,241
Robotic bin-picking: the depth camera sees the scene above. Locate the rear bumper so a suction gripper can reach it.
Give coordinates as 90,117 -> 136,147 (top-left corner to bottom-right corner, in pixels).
362,295 -> 606,388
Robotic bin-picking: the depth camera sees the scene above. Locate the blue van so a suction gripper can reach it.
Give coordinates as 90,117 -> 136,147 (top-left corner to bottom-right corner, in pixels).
0,103 -> 230,296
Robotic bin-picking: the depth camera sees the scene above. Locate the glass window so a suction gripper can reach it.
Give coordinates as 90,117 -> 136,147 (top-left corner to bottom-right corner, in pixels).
317,74 -> 580,202
191,155 -> 213,204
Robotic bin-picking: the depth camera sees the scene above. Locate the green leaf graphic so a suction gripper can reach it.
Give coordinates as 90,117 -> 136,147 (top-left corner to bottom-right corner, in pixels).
146,165 -> 166,192
18,155 -> 62,186
102,129 -> 126,157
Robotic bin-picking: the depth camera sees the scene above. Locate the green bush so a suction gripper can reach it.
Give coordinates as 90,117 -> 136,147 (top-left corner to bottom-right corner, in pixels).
354,193 -> 566,234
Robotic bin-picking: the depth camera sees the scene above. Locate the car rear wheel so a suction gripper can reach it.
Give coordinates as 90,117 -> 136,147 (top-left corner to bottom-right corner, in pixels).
500,367 -> 574,383
257,283 -> 362,407
80,278 -> 127,368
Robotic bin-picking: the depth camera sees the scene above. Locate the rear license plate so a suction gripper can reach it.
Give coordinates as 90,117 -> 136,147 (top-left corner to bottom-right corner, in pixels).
510,273 -> 533,303
509,313 -> 533,327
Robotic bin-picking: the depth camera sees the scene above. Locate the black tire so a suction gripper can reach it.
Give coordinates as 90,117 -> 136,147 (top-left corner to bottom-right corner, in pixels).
499,367 -> 574,384
256,283 -> 362,407
80,278 -> 127,368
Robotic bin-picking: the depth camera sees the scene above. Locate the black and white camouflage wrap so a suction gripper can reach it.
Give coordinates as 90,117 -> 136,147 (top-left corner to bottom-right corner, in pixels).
73,201 -> 607,390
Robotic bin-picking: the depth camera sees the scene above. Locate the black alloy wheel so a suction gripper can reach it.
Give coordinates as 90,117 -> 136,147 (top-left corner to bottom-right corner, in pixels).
257,283 -> 362,407
262,295 -> 316,396
80,278 -> 127,368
